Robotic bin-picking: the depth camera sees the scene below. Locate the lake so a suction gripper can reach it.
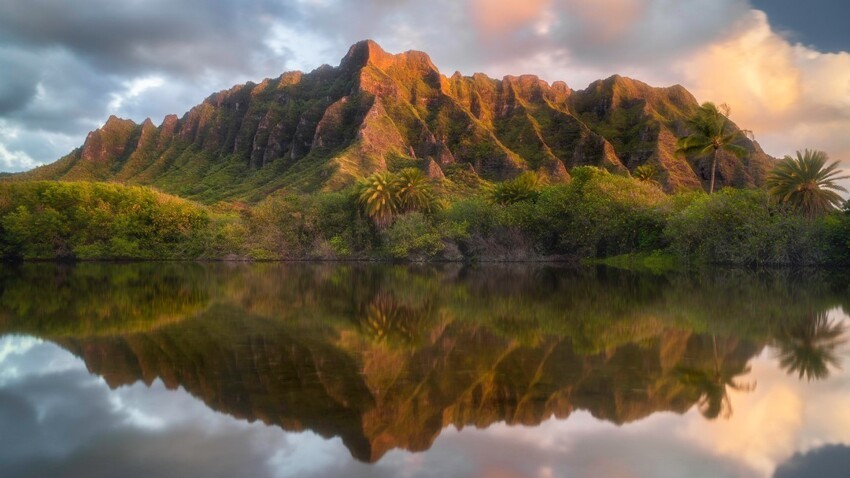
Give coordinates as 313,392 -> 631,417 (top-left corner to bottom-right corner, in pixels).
1,263 -> 849,478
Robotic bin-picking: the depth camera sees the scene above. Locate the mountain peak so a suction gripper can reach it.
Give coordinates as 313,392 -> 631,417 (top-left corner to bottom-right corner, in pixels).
341,39 -> 392,70
340,40 -> 438,74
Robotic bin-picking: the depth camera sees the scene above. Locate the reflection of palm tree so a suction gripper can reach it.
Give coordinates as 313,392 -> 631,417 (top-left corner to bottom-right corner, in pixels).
775,311 -> 847,381
677,335 -> 756,420
357,292 -> 429,346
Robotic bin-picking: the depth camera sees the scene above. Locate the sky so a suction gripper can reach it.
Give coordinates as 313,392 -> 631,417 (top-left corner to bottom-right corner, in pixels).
0,0 -> 848,175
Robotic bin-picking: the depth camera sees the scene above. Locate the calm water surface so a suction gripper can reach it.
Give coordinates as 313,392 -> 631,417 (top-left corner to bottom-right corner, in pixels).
1,263 -> 849,478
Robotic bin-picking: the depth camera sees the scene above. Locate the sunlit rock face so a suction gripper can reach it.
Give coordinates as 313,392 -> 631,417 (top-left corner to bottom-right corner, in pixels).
15,41 -> 773,202
3,263 -> 846,463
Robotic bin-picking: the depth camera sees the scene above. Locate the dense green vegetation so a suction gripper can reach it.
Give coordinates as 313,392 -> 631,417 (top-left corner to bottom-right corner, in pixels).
0,181 -> 209,260
1,154 -> 849,264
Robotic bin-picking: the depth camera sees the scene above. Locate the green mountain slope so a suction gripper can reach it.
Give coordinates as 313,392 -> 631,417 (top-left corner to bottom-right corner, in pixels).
15,40 -> 775,202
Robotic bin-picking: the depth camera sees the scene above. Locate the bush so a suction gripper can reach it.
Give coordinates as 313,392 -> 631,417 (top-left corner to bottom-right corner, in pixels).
0,182 -> 209,260
820,213 -> 850,265
499,167 -> 668,258
382,212 -> 444,260
664,188 -> 824,265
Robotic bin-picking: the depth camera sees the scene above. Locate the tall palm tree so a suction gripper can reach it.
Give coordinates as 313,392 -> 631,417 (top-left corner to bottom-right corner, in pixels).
394,168 -> 436,213
775,310 -> 847,381
357,171 -> 399,228
766,149 -> 850,219
676,102 -> 748,194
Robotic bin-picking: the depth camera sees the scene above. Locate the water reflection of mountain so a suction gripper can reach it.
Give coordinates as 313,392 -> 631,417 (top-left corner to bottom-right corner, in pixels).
1,264 -> 847,463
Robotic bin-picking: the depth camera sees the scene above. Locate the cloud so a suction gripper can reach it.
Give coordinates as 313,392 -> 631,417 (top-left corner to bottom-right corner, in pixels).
671,9 -> 850,189
470,0 -> 551,35
774,444 -> 850,478
0,0 -> 848,177
0,0 -> 296,77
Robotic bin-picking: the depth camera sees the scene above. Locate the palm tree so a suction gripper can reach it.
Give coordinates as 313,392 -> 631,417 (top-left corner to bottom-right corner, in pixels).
357,172 -> 399,228
394,168 -> 436,213
489,171 -> 543,205
633,164 -> 659,183
766,149 -> 849,219
676,102 -> 748,194
775,310 -> 847,381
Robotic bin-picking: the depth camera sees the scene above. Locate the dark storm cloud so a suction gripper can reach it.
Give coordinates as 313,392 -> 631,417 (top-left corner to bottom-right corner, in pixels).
774,444 -> 850,478
0,49 -> 40,115
5,49 -> 119,132
0,0 -> 297,76
750,0 -> 850,53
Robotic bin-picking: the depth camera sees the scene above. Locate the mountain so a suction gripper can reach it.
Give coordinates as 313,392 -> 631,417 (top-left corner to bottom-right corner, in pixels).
17,40 -> 774,202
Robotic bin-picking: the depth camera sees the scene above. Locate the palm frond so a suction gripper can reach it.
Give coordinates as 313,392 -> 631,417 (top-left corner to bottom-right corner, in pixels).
766,149 -> 850,218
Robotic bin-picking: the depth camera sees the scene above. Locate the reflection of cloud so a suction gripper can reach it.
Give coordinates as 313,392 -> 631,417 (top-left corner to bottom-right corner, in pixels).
679,311 -> 850,477
0,337 -> 353,478
3,309 -> 850,478
774,444 -> 850,478
682,369 -> 804,476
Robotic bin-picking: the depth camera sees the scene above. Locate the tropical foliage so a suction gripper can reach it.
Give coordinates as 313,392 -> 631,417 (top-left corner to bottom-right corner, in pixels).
488,171 -> 543,205
676,102 -> 748,194
394,168 -> 437,213
633,164 -> 659,183
2,157 -> 850,265
0,181 -> 208,260
357,172 -> 399,228
766,149 -> 849,218
356,169 -> 439,228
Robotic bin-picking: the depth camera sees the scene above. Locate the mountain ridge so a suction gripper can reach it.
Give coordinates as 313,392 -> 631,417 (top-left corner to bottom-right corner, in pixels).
15,40 -> 775,202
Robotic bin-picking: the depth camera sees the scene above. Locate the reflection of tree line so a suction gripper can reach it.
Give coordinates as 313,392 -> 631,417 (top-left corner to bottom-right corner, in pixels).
0,263 -> 211,336
0,263 -> 848,460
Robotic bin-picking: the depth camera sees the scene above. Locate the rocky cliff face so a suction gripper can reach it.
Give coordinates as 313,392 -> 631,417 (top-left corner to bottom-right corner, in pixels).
19,40 -> 774,201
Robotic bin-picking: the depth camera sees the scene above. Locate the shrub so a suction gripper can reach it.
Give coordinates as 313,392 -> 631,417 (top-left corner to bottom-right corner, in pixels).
665,188 -> 824,265
382,212 -> 444,260
0,182 -> 209,260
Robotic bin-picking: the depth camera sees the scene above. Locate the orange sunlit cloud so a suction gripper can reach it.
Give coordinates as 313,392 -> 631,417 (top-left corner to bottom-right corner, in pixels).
558,0 -> 649,43
676,9 -> 850,180
470,0 -> 551,35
